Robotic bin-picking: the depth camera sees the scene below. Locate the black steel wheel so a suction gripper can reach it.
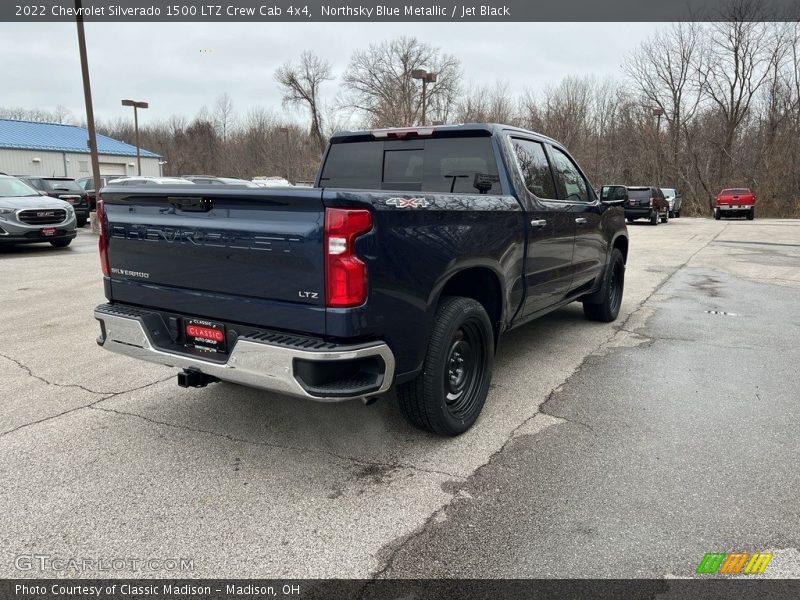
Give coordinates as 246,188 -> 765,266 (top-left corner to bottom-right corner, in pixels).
583,248 -> 625,322
397,296 -> 494,436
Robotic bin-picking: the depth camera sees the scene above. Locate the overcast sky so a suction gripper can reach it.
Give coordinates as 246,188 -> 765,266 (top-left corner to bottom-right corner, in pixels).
1,22 -> 661,127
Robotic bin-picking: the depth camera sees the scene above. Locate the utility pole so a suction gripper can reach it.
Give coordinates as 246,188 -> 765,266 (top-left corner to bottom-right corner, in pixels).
75,0 -> 101,231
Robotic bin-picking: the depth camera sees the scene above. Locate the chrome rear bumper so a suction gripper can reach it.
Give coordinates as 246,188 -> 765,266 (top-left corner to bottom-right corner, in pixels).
94,304 -> 395,402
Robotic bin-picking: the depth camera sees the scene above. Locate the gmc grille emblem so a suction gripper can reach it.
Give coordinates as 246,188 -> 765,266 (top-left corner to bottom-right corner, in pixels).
37,211 -> 55,217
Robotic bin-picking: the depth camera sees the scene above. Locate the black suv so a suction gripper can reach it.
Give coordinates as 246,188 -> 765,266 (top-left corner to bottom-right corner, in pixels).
624,186 -> 669,226
76,175 -> 125,210
20,177 -> 90,227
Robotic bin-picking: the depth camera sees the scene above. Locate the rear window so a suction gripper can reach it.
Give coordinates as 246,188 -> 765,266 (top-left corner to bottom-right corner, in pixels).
319,137 -> 502,195
43,179 -> 82,192
627,188 -> 653,200
722,188 -> 750,195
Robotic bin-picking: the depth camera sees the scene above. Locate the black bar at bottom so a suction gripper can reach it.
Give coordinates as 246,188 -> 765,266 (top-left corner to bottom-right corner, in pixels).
3,579 -> 800,600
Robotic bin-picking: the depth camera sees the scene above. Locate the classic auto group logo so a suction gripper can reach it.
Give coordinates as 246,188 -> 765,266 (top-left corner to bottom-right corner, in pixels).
696,552 -> 773,575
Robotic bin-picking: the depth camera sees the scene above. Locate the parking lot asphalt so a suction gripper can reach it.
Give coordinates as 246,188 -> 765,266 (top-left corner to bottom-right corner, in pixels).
1,217 -> 798,579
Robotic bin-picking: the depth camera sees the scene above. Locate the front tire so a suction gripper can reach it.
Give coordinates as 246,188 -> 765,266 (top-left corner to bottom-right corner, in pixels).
77,218 -> 87,228
397,297 -> 494,436
50,239 -> 72,248
583,248 -> 625,323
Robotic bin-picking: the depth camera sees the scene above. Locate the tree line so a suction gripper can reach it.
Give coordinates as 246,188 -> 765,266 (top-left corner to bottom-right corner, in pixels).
3,7 -> 798,216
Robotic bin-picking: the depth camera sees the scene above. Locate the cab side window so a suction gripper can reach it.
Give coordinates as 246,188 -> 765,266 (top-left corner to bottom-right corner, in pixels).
549,146 -> 590,203
511,138 -> 557,200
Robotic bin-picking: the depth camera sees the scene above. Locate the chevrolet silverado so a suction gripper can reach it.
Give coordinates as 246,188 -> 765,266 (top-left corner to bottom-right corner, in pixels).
94,124 -> 629,435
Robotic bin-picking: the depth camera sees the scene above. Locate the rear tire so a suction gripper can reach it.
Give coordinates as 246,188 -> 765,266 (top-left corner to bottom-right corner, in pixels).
747,208 -> 755,220
626,217 -> 634,224
714,208 -> 721,220
50,239 -> 72,248
675,211 -> 681,218
583,249 -> 625,322
650,210 -> 659,225
397,297 -> 494,436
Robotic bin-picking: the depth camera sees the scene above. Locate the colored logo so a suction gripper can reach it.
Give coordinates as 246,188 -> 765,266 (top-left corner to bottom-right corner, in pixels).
386,197 -> 430,208
696,552 -> 773,574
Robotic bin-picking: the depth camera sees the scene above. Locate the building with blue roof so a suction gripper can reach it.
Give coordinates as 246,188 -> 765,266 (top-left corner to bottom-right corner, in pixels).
0,119 -> 162,179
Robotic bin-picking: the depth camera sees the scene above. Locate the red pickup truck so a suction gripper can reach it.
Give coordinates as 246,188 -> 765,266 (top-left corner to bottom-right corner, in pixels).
714,188 -> 756,220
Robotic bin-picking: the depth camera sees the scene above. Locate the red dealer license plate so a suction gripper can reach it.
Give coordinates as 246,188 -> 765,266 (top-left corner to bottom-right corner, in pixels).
185,319 -> 227,353
40,227 -> 56,236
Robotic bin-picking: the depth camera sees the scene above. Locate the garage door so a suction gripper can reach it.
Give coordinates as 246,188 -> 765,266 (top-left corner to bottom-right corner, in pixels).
98,162 -> 127,176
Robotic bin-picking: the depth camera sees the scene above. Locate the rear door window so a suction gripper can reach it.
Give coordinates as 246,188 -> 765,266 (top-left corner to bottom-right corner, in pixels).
510,138 -> 557,200
548,147 -> 590,202
320,137 -> 502,195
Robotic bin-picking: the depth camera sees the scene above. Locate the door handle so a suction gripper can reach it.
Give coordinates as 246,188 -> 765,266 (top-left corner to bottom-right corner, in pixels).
574,217 -> 588,224
530,219 -> 547,228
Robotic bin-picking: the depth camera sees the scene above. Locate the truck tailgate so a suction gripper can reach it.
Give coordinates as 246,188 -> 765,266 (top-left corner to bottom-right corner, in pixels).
101,187 -> 326,334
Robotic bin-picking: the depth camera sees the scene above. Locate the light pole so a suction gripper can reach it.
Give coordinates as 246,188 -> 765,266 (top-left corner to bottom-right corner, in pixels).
652,107 -> 665,182
411,69 -> 437,126
652,107 -> 665,131
121,99 -> 148,175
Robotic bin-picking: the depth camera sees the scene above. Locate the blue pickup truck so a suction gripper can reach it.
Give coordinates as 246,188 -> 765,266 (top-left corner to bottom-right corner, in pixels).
94,124 -> 629,435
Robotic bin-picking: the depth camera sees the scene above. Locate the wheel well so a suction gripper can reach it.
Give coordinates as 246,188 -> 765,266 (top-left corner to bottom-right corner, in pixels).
613,236 -> 629,265
440,268 -> 503,342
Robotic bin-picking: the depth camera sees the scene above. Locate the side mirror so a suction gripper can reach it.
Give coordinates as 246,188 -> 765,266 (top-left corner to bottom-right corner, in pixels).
601,185 -> 627,204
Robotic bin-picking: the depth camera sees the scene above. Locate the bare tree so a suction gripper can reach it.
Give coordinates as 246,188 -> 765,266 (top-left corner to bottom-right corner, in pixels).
275,51 -> 332,153
539,76 -> 593,150
342,36 -> 461,128
456,81 -> 517,124
624,22 -> 703,187
700,1 -> 790,183
213,93 -> 236,143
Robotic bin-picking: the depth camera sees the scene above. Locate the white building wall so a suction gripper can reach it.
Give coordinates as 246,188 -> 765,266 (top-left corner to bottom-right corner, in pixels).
0,148 -> 160,179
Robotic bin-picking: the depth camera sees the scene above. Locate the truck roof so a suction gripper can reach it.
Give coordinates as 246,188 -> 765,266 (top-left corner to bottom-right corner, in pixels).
329,123 -> 558,145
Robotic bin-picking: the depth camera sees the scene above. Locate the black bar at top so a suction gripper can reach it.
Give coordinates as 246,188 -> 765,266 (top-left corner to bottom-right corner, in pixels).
3,0 -> 799,22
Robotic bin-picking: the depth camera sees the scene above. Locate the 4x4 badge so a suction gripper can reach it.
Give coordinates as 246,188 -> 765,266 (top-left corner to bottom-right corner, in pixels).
386,197 -> 430,208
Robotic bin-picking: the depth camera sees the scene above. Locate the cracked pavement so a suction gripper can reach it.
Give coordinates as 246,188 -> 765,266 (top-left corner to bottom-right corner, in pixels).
1,218 -> 798,579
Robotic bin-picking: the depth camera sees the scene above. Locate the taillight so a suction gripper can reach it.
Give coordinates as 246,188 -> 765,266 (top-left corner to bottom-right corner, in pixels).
649,198 -> 655,207
96,198 -> 109,276
324,208 -> 372,307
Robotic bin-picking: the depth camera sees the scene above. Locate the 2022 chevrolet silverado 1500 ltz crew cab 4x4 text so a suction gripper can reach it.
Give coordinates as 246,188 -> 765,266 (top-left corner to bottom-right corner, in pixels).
94,124 -> 629,435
